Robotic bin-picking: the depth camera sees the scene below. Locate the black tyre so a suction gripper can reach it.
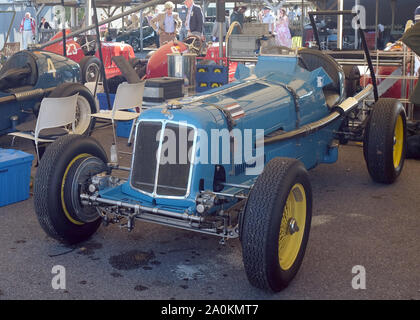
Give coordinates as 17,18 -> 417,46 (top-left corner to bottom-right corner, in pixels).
241,158 -> 312,292
364,98 -> 407,184
49,82 -> 96,135
79,56 -> 102,83
34,134 -> 108,244
130,38 -> 140,52
342,65 -> 361,98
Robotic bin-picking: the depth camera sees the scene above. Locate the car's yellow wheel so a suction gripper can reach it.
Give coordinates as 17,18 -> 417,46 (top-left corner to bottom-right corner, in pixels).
278,183 -> 306,271
393,115 -> 404,169
241,158 -> 312,292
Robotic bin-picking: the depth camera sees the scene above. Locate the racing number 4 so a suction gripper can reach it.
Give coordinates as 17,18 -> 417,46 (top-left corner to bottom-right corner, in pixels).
47,58 -> 56,78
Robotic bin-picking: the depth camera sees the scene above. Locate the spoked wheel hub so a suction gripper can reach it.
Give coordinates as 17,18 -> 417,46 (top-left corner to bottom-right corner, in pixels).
393,115 -> 404,169
288,218 -> 300,235
86,63 -> 100,82
278,183 -> 306,271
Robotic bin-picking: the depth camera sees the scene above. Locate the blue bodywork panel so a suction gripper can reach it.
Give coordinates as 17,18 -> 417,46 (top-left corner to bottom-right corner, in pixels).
99,55 -> 343,214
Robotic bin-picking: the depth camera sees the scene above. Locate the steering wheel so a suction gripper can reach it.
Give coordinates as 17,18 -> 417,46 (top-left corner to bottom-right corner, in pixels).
183,35 -> 206,55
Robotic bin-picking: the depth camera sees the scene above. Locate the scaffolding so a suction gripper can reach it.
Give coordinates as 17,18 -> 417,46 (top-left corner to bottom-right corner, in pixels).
329,48 -> 418,121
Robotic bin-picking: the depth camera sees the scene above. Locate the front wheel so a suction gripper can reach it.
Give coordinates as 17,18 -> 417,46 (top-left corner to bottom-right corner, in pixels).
34,134 -> 108,244
241,158 -> 312,292
364,98 -> 407,184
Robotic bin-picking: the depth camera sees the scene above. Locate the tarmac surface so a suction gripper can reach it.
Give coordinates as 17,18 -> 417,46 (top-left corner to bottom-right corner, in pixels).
0,125 -> 419,300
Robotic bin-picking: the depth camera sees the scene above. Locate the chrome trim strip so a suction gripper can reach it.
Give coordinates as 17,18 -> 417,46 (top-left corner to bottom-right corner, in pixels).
263,85 -> 373,145
153,122 -> 166,196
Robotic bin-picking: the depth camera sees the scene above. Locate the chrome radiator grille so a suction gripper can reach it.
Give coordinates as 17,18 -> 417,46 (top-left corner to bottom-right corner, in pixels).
131,120 -> 195,198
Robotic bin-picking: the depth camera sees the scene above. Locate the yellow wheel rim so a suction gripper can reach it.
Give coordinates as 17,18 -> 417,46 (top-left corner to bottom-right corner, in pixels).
61,153 -> 91,225
278,183 -> 306,271
198,68 -> 206,73
393,115 -> 404,169
214,68 -> 221,73
211,83 -> 219,88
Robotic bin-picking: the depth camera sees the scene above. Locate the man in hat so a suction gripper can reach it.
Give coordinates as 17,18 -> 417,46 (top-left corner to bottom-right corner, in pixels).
19,12 -> 36,49
400,6 -> 420,112
260,6 -> 275,34
150,1 -> 182,47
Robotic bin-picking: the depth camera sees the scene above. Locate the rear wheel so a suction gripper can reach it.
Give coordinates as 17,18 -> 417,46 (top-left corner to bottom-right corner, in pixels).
241,158 -> 312,292
49,82 -> 97,135
364,98 -> 407,183
130,38 -> 140,52
34,134 -> 108,244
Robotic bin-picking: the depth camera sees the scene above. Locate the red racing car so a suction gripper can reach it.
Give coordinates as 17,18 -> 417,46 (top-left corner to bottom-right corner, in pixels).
44,30 -> 136,83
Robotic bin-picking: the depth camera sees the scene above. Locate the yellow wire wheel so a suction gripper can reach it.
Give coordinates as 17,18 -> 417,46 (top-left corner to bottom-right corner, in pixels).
241,158 -> 312,292
393,115 -> 404,169
278,183 -> 307,270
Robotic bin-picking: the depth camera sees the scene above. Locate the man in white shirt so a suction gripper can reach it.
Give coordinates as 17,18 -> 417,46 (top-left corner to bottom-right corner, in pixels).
261,7 -> 275,34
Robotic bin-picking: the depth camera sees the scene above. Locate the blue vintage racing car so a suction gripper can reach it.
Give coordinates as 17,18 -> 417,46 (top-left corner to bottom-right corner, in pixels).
0,50 -> 96,137
33,45 -> 407,292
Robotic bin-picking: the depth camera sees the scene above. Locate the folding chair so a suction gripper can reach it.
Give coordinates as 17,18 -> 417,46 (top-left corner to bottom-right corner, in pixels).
90,81 -> 145,147
8,94 -> 79,163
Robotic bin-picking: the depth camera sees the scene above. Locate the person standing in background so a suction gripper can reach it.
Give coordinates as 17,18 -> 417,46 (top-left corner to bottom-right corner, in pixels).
400,7 -> 420,118
230,6 -> 246,35
275,8 -> 292,47
39,17 -> 51,29
184,0 -> 204,38
150,2 -> 182,47
38,16 -> 52,44
211,10 -> 229,41
260,7 -> 275,34
377,24 -> 385,50
178,5 -> 188,41
19,12 -> 36,49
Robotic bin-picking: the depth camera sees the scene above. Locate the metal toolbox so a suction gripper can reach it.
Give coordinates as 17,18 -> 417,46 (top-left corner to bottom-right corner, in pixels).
144,77 -> 184,103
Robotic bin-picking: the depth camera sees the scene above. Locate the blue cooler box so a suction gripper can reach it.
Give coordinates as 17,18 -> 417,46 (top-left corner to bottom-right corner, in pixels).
0,149 -> 34,207
97,93 -> 116,110
116,109 -> 136,138
116,119 -> 134,138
